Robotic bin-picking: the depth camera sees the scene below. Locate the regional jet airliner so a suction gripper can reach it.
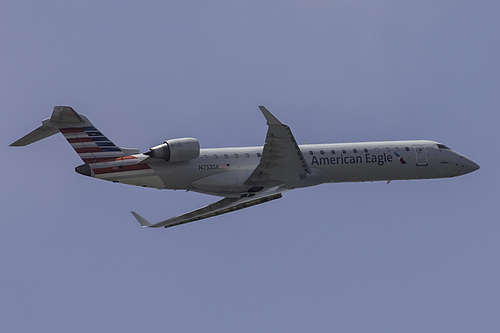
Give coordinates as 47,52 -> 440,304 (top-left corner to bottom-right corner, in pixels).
10,106 -> 479,228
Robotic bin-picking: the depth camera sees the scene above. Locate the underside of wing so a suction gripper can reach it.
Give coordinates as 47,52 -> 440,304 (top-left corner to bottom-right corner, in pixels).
245,106 -> 310,188
131,192 -> 282,229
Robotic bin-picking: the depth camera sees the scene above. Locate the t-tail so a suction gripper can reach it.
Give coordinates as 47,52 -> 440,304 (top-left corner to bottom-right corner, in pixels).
10,106 -> 140,164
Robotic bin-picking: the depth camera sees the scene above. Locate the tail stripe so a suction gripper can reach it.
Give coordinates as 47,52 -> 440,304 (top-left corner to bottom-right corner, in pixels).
59,126 -> 124,163
92,137 -> 112,142
96,142 -> 118,147
75,147 -> 102,153
100,147 -> 122,152
67,138 -> 94,143
60,128 -> 85,133
82,156 -> 125,163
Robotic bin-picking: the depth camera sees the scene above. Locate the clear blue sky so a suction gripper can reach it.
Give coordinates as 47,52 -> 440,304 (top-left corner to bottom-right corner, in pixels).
2,1 -> 498,332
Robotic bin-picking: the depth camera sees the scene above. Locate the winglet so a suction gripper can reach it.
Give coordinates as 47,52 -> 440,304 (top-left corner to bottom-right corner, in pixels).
131,211 -> 153,227
258,106 -> 282,125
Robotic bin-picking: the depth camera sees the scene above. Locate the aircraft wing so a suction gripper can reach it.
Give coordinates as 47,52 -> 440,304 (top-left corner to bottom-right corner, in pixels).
245,106 -> 310,187
131,192 -> 282,229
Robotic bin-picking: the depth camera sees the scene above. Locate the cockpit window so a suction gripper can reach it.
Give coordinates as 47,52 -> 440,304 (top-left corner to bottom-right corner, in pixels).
437,144 -> 451,150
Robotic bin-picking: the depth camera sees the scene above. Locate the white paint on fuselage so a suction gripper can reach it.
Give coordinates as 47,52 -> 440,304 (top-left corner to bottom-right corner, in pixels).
100,140 -> 477,196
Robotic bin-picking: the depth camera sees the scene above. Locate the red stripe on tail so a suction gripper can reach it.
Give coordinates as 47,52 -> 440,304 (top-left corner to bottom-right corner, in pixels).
60,128 -> 85,133
75,147 -> 102,154
67,138 -> 94,143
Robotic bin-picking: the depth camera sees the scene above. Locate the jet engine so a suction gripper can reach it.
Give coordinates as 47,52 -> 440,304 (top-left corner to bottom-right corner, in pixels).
145,137 -> 200,162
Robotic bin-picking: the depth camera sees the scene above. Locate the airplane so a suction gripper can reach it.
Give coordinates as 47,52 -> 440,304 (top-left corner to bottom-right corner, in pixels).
10,106 -> 479,229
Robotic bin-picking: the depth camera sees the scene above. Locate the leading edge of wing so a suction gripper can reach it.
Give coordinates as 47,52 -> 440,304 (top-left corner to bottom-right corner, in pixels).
131,192 -> 283,229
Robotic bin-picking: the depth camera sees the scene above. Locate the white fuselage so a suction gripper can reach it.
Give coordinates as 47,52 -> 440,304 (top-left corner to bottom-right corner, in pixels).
13,106 -> 480,228
92,140 -> 478,197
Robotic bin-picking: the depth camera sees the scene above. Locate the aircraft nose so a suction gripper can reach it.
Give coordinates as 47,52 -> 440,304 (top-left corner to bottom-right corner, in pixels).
458,156 -> 480,175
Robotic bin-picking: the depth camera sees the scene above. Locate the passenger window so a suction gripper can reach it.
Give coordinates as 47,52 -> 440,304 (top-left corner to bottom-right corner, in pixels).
364,148 -> 368,153
309,151 -> 314,155
395,147 -> 400,151
224,154 -> 228,159
342,149 -> 347,154
405,147 -> 410,151
213,154 -> 218,159
245,153 -> 250,158
331,150 -> 336,154
203,155 -> 208,159
375,148 -> 379,152
257,153 -> 261,157
320,150 -> 324,155
353,149 -> 357,153
234,154 -> 239,158
385,147 -> 390,152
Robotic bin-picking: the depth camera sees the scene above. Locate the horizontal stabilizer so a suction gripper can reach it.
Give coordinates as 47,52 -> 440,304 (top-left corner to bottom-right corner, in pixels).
10,124 -> 60,146
131,192 -> 283,229
10,106 -> 88,147
50,106 -> 84,123
10,106 -> 140,162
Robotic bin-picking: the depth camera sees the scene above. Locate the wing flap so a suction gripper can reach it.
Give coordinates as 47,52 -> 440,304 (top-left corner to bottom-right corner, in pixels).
131,193 -> 282,229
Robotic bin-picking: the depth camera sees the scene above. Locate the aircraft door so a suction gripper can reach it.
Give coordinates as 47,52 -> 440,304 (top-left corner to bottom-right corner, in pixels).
414,145 -> 428,166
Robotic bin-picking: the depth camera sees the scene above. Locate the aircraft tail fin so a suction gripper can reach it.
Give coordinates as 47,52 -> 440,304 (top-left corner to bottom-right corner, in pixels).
10,106 -> 139,163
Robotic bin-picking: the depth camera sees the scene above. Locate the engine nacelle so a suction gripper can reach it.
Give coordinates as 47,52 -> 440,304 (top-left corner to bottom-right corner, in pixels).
145,137 -> 200,162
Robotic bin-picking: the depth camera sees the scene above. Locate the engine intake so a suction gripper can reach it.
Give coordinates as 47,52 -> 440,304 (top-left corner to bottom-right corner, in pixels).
145,137 -> 200,162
